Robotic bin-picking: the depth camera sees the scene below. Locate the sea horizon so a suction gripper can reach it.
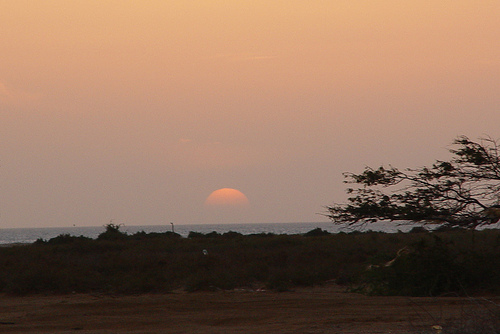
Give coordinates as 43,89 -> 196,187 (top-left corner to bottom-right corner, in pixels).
0,221 -> 427,245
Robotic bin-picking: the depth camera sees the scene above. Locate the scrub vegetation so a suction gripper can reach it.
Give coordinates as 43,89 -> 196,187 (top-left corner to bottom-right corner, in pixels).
0,225 -> 499,297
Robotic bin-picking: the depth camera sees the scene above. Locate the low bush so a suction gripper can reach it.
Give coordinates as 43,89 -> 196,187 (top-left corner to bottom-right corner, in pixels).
359,231 -> 500,296
0,227 -> 498,296
303,228 -> 330,237
97,223 -> 127,241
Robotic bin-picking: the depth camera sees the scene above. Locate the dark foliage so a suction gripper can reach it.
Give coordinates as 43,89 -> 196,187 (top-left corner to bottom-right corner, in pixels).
1,228 -> 499,296
303,228 -> 331,237
360,230 -> 500,296
36,234 -> 93,245
187,231 -> 206,238
97,223 -> 128,240
327,136 -> 500,229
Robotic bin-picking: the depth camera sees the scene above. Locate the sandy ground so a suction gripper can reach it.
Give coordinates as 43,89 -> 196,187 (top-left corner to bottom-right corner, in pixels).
0,285 -> 497,334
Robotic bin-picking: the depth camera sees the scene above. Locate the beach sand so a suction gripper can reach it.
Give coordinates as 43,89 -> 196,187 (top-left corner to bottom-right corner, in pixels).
0,284 -> 496,333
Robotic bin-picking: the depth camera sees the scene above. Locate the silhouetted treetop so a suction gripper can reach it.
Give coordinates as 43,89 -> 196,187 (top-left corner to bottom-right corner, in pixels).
326,136 -> 500,229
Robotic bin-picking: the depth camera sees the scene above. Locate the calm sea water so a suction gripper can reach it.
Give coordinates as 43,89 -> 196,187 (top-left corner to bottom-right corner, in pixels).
0,221 -> 419,245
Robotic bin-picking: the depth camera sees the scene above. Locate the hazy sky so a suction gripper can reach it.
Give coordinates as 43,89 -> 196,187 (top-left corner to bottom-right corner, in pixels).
1,1 -> 499,228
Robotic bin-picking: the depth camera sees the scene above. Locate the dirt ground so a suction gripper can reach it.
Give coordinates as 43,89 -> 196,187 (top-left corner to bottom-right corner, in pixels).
0,284 -> 498,334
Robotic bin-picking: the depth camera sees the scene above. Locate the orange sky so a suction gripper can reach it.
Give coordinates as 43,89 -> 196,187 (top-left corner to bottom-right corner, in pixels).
0,1 -> 499,227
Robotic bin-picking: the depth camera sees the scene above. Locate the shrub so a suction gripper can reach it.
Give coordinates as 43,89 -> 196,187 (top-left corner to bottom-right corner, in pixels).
187,231 -> 205,238
358,233 -> 500,296
97,223 -> 127,241
0,229 -> 499,295
47,234 -> 93,245
222,231 -> 243,238
304,228 -> 330,237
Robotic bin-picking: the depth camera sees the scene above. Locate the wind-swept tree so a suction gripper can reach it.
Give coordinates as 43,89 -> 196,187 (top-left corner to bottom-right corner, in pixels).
326,136 -> 500,229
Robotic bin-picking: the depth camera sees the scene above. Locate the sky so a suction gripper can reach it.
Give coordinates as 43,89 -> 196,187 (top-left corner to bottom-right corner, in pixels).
0,1 -> 499,228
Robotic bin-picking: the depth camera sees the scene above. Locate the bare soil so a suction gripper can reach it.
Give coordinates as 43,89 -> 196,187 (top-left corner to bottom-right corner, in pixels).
0,284 -> 497,333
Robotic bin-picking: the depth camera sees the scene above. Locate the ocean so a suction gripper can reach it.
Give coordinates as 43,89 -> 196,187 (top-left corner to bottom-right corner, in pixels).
0,221 -> 420,245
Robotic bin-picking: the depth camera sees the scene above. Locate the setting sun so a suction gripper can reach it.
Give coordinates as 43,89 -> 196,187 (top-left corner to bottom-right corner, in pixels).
204,188 -> 251,223
203,188 -> 252,224
204,188 -> 250,209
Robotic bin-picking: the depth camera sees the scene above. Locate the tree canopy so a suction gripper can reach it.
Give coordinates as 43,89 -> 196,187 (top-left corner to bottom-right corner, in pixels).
326,136 -> 500,229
